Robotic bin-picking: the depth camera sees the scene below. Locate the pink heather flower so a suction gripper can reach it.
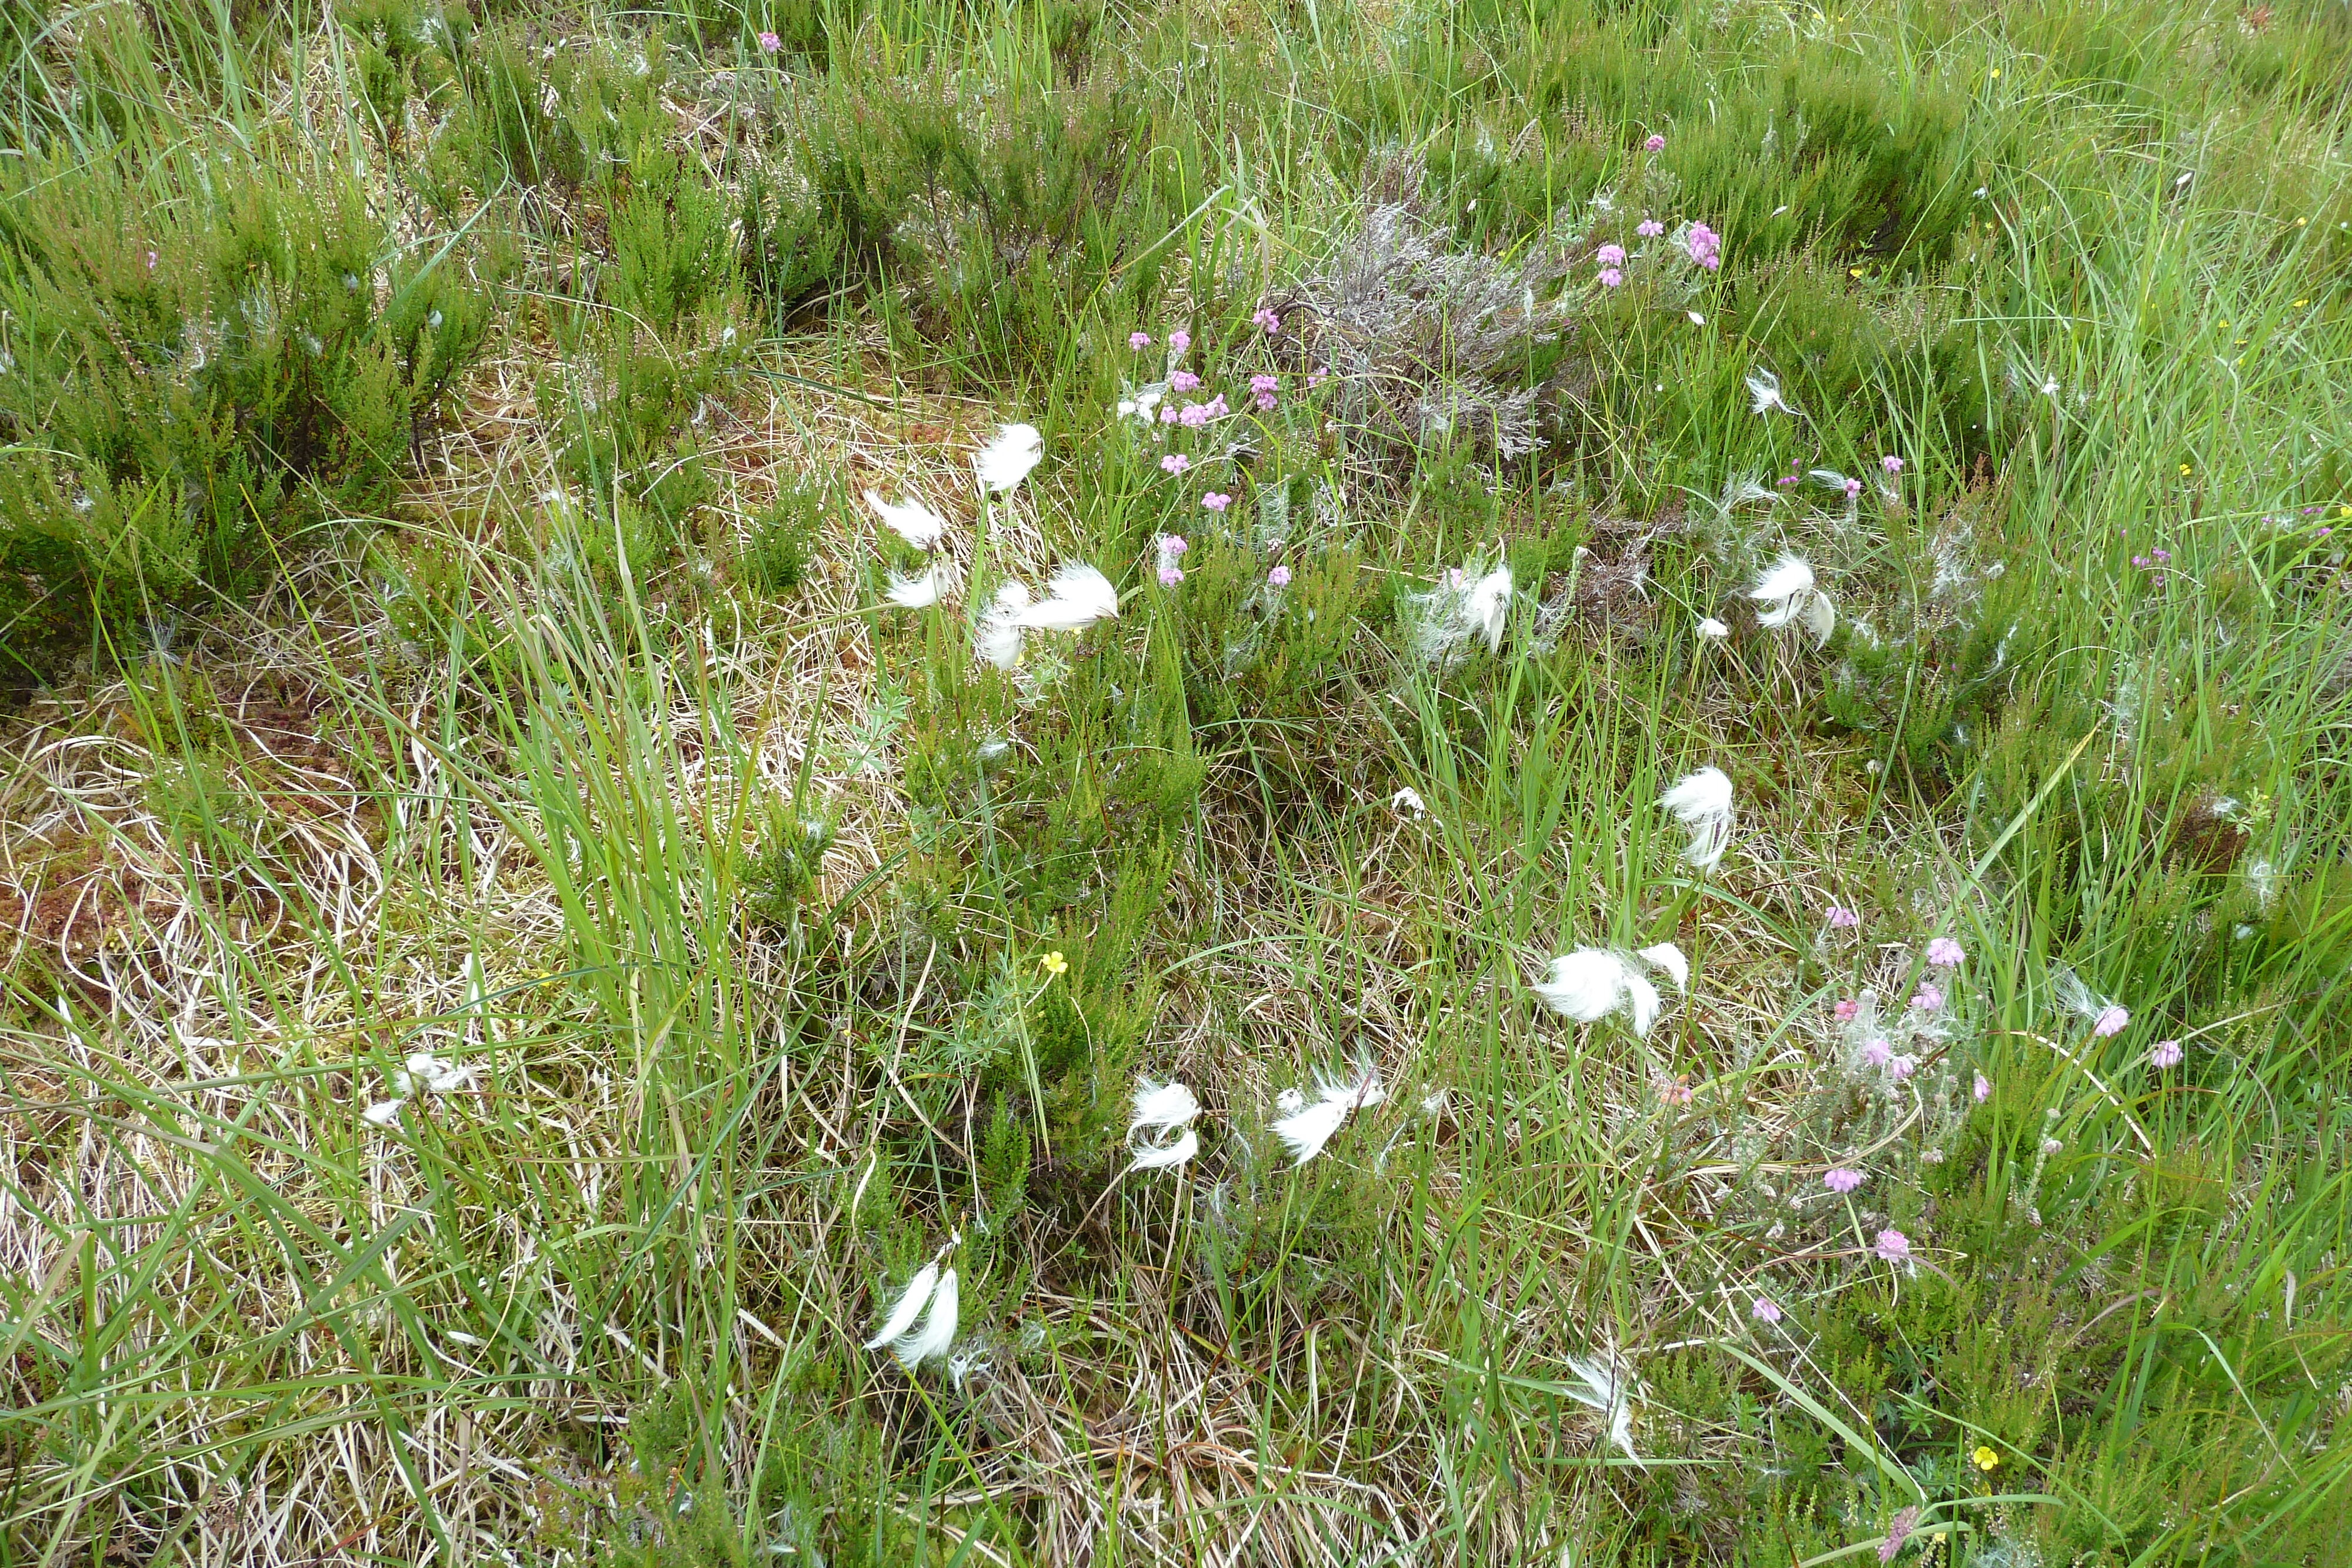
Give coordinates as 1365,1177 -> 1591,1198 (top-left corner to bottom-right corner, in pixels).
1645,133 -> 1666,152
2151,1039 -> 2184,1069
1887,1054 -> 1918,1081
1158,534 -> 1188,558
1251,307 -> 1281,335
1596,244 -> 1627,268
1204,393 -> 1229,417
1874,1229 -> 1911,1263
1881,454 -> 1904,475
1129,331 -> 1151,350
1201,492 -> 1231,513
1824,1168 -> 1864,1194
1879,1507 -> 1920,1564
1910,982 -> 1943,1012
1307,368 -> 1327,388
1168,330 -> 1190,353
2041,1136 -> 2063,1156
1636,219 -> 1665,238
1827,905 -> 1860,929
1268,564 -> 1291,587
1685,222 -> 1723,270
1250,374 -> 1278,394
1160,453 -> 1190,474
1171,370 -> 1201,392
1925,937 -> 1964,967
1158,405 -> 1180,424
1598,268 -> 1624,287
1749,1296 -> 1782,1323
1254,392 -> 1277,412
2092,1005 -> 2130,1038
757,30 -> 781,52
146,250 -> 159,271
1158,565 -> 1184,587
1973,1072 -> 1992,1102
1833,998 -> 1860,1022
1844,477 -> 1863,499
1178,403 -> 1210,428
1861,1039 -> 1892,1068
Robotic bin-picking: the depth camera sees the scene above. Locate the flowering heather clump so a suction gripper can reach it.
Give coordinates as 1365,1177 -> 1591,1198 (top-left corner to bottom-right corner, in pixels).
1824,1168 -> 1864,1193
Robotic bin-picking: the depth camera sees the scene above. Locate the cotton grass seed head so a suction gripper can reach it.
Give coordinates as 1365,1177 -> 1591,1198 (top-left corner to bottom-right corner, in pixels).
973,423 -> 1044,493
1659,765 -> 1735,871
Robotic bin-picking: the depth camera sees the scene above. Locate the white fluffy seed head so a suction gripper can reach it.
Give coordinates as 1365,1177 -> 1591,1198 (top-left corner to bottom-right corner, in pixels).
974,423 -> 1044,493
891,1267 -> 958,1368
1659,767 -> 1735,871
1535,948 -> 1631,1022
863,489 -> 949,550
1466,566 -> 1514,651
1536,948 -> 1672,1036
886,561 -> 957,609
1745,368 -> 1797,417
1636,941 -> 1689,992
1749,554 -> 1835,647
1130,1078 -> 1199,1135
1014,562 -> 1120,631
975,581 -> 1031,670
1272,1095 -> 1349,1166
1128,1128 -> 1198,1172
863,1261 -> 939,1352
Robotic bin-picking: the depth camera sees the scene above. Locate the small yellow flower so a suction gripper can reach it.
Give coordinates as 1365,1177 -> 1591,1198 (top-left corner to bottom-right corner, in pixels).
1973,1445 -> 2000,1472
2339,504 -> 2351,518
2296,216 -> 2308,226
2179,463 -> 2193,476
1850,266 -> 1866,279
1038,950 -> 1068,977
1990,68 -> 2001,78
2294,298 -> 2310,307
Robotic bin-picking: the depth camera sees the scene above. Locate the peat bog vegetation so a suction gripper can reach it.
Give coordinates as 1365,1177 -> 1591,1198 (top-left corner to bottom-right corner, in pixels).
2,0 -> 2351,1562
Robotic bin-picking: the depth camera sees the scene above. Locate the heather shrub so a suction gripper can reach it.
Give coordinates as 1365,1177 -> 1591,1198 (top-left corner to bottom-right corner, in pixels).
0,148 -> 485,676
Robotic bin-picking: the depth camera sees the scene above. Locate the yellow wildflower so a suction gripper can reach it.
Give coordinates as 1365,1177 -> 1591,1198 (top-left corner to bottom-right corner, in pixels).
1972,1445 -> 2000,1472
1039,951 -> 1068,977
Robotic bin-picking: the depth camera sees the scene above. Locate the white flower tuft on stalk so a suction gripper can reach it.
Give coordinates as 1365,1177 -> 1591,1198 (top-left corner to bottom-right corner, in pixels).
1272,1067 -> 1387,1166
886,560 -> 958,609
863,1241 -> 963,1369
1560,1342 -> 1645,1465
1745,367 -> 1800,417
974,423 -> 1044,493
1127,1078 -> 1202,1174
1659,767 -> 1736,872
1014,563 -> 1120,631
1748,554 -> 1836,647
891,1268 -> 959,1368
1534,945 -> 1685,1037
975,581 -> 1032,670
863,489 -> 949,551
